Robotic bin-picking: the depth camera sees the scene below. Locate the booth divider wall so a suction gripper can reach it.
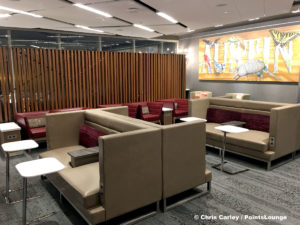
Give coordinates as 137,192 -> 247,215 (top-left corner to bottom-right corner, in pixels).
0,47 -> 186,123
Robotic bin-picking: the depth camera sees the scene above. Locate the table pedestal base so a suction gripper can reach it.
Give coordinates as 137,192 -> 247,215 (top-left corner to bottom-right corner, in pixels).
212,162 -> 249,175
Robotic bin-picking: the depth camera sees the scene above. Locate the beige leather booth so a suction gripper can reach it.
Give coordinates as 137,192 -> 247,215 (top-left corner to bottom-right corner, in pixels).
189,97 -> 300,170
41,109 -> 162,225
102,106 -> 212,211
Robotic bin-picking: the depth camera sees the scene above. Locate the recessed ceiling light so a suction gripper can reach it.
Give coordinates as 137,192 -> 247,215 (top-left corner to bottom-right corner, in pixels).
0,5 -> 42,18
133,24 -> 154,32
187,28 -> 195,32
75,25 -> 104,33
0,14 -> 10,18
215,24 -> 223,27
292,8 -> 300,13
74,3 -> 112,18
156,12 -> 178,23
248,17 -> 260,21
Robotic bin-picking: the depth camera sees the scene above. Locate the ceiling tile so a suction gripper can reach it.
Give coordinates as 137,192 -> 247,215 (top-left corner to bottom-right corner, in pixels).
0,0 -> 67,11
101,26 -> 160,38
90,0 -> 172,25
38,5 -> 128,27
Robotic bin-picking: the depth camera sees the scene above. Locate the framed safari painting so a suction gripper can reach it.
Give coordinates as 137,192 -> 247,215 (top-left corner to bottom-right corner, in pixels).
198,24 -> 300,82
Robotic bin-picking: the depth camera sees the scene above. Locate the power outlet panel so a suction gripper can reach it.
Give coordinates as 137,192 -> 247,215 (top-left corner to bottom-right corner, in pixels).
269,137 -> 275,147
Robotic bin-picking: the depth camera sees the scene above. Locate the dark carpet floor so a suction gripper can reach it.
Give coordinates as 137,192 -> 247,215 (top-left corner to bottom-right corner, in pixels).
0,146 -> 299,225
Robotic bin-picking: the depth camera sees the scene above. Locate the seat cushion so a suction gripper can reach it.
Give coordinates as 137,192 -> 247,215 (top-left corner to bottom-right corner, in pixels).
142,114 -> 160,121
58,162 -> 100,209
174,109 -> 188,117
40,145 -> 85,167
28,127 -> 46,139
206,123 -> 269,152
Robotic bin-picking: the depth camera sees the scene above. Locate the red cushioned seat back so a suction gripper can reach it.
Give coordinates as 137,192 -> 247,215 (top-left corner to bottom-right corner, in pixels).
240,113 -> 270,132
123,103 -> 139,118
207,108 -> 241,123
79,124 -> 105,148
147,102 -> 163,116
175,99 -> 188,111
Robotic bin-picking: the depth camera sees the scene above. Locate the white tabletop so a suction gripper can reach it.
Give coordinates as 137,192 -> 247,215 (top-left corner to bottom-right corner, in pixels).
16,157 -> 65,178
215,125 -> 249,133
180,117 -> 207,122
162,107 -> 173,112
0,122 -> 21,132
2,140 -> 39,152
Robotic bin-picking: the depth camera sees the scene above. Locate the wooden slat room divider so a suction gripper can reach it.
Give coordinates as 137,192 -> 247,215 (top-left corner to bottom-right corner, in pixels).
0,47 -> 186,122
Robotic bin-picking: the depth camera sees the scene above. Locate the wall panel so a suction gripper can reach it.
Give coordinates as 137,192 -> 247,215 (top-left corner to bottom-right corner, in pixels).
0,47 -> 185,122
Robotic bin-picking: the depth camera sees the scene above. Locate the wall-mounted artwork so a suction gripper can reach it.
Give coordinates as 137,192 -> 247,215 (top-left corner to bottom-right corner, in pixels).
198,24 -> 300,82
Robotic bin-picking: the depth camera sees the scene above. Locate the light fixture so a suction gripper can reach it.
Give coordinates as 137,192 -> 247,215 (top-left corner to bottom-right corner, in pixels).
74,3 -> 112,18
0,5 -> 42,18
248,17 -> 260,21
215,24 -> 223,27
292,8 -> 300,14
75,25 -> 104,33
0,14 -> 11,18
187,28 -> 195,32
133,24 -> 154,32
156,12 -> 178,23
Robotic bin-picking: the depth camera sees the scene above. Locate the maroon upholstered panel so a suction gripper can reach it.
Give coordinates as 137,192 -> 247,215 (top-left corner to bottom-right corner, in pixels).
240,113 -> 270,132
79,124 -> 105,148
28,127 -> 46,139
176,99 -> 188,111
123,103 -> 139,118
141,114 -> 161,121
207,108 -> 241,123
174,109 -> 188,117
147,102 -> 163,116
15,111 -> 49,129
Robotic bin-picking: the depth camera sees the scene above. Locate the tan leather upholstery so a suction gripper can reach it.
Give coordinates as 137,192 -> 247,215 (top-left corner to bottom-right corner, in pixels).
205,169 -> 212,183
99,106 -> 129,116
59,163 -> 100,209
189,98 -> 300,163
43,110 -> 162,225
40,145 -> 84,167
101,112 -> 210,202
225,93 -> 251,100
206,123 -> 269,152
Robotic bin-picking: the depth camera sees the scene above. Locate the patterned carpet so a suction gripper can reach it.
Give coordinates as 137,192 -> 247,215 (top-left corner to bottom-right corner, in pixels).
0,146 -> 299,225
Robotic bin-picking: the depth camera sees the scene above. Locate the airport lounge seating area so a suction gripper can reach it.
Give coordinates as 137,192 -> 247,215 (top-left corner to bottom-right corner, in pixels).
0,1 -> 300,225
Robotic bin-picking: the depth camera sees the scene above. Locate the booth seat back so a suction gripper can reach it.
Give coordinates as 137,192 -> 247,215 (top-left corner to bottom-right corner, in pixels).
49,107 -> 85,113
97,104 -> 123,108
15,110 -> 50,129
46,110 -> 162,222
103,112 -> 208,199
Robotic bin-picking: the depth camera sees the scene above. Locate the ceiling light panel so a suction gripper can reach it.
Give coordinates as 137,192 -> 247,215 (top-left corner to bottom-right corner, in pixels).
75,24 -> 104,33
156,12 -> 178,23
0,14 -> 74,29
0,14 -> 10,18
101,26 -> 159,38
133,24 -> 154,32
89,0 -> 173,25
73,3 -> 112,18
39,6 -> 128,27
0,5 -> 42,17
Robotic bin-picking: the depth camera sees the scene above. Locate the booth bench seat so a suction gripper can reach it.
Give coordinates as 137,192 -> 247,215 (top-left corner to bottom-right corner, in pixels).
40,109 -> 162,225
189,97 -> 300,169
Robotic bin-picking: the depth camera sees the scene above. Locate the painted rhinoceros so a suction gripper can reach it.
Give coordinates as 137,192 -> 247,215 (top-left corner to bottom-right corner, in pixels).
233,59 -> 282,81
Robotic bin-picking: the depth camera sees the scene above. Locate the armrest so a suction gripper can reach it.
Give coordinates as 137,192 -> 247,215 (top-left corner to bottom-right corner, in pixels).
46,111 -> 85,150
15,113 -> 26,129
99,128 -> 161,220
68,147 -> 99,167
269,104 -> 300,158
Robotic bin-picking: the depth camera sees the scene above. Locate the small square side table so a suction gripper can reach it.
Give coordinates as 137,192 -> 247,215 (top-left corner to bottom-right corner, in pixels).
2,139 -> 39,204
16,157 -> 65,225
